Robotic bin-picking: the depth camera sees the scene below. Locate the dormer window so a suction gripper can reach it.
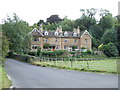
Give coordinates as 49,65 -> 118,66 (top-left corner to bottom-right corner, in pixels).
64,31 -> 68,36
54,32 -> 58,36
44,31 -> 49,35
73,32 -> 77,36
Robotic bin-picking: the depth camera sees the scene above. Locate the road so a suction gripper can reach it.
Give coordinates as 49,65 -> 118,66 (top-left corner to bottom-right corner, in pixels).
4,58 -> 118,88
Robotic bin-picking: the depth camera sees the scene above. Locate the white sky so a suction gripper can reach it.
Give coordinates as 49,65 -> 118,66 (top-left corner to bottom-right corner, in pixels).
0,0 -> 119,26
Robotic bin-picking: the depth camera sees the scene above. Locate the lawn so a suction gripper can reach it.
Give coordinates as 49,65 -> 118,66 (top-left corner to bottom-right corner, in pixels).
0,66 -> 11,89
32,59 -> 118,74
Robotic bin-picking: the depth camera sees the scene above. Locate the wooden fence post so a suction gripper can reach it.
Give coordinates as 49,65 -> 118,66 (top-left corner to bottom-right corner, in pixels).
70,58 -> 73,68
87,60 -> 89,69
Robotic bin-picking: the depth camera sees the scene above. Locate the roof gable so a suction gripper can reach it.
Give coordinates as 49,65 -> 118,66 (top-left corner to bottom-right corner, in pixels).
30,28 -> 43,36
80,30 -> 92,38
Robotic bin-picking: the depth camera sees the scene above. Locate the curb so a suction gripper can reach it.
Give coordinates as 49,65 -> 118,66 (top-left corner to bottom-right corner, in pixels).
7,74 -> 15,88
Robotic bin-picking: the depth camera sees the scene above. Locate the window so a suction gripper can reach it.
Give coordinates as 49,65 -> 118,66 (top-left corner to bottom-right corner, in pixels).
55,39 -> 58,42
56,46 -> 59,49
45,39 -> 48,42
64,46 -> 67,49
54,32 -> 58,36
64,39 -> 68,42
34,37 -> 39,41
73,33 -> 77,36
44,31 -> 49,35
64,31 -> 68,36
74,39 -> 77,43
32,45 -> 38,49
85,39 -> 87,43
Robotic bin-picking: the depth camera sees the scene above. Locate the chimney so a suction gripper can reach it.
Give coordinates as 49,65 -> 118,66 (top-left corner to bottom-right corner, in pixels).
39,24 -> 43,32
76,26 -> 80,34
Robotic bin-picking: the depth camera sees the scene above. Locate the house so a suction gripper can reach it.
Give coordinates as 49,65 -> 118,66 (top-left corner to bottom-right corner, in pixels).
30,25 -> 92,51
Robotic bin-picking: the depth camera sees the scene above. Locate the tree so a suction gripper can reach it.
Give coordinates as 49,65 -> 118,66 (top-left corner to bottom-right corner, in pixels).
0,32 -> 10,64
37,20 -> 45,26
100,28 -> 118,45
115,15 -> 120,56
46,15 -> 63,24
74,8 -> 97,31
2,13 -> 31,54
59,18 -> 74,31
89,25 -> 103,40
99,13 -> 116,29
102,43 -> 118,57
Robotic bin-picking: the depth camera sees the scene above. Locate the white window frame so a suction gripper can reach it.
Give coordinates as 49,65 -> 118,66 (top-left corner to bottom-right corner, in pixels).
54,32 -> 58,36
73,33 -> 77,36
44,31 -> 49,35
32,45 -> 39,49
64,32 -> 68,36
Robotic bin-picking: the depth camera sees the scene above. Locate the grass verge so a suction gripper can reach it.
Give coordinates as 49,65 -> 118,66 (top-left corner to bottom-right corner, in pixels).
30,59 -> 119,74
0,66 -> 11,89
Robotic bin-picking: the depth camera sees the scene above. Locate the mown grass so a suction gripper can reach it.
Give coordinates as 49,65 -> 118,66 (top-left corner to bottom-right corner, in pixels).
0,66 -> 11,89
0,66 -> 2,90
31,59 -> 119,74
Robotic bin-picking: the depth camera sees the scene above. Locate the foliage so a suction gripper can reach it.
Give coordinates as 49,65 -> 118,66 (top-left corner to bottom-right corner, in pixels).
100,28 -> 118,45
72,46 -> 77,50
43,43 -> 50,49
2,33 -> 9,57
28,50 -> 65,57
99,13 -> 116,29
98,43 -> 104,51
2,13 -> 31,54
46,15 -> 63,24
102,42 -> 119,57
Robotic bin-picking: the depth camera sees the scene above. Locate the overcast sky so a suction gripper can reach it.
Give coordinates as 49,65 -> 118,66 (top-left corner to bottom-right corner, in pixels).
0,0 -> 119,25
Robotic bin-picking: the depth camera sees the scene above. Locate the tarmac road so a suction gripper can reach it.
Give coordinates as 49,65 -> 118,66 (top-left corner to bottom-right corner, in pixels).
4,58 -> 118,88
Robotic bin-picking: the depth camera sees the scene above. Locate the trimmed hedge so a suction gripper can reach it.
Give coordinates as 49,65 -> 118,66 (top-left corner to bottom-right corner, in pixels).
28,50 -> 64,57
8,52 -> 40,63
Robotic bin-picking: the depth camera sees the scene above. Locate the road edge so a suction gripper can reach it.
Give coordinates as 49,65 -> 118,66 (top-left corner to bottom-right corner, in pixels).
7,74 -> 15,88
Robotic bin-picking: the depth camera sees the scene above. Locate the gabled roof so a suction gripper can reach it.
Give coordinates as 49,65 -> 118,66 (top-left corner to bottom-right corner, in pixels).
30,28 -> 43,36
80,30 -> 92,38
30,28 -> 92,38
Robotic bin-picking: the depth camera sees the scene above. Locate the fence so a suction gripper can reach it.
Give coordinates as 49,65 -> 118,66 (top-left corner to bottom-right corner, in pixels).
32,57 -> 118,73
8,53 -> 119,74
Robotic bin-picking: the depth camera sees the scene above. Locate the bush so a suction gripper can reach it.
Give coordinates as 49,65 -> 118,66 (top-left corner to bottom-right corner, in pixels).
28,50 -> 65,57
102,42 -> 119,57
28,51 -> 38,56
81,50 -> 92,55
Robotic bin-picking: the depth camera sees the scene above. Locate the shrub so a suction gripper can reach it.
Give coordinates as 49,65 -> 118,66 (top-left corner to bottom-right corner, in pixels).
102,42 -> 119,57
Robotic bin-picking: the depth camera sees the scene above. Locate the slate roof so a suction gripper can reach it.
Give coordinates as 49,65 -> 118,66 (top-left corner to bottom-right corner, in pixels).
30,28 -> 91,38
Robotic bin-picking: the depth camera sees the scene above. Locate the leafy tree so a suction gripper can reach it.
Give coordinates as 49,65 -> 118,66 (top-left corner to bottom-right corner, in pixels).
37,19 -> 45,26
0,29 -> 10,64
89,25 -> 103,40
102,43 -> 118,57
59,18 -> 74,31
99,13 -> 116,29
74,8 -> 97,31
92,38 -> 101,48
2,13 -> 31,54
100,28 -> 118,45
115,15 -> 120,55
46,15 -> 63,24
2,33 -> 10,57
31,23 -> 39,29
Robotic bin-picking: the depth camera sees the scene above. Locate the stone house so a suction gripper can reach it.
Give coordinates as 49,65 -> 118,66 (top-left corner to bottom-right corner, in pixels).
30,25 -> 92,51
